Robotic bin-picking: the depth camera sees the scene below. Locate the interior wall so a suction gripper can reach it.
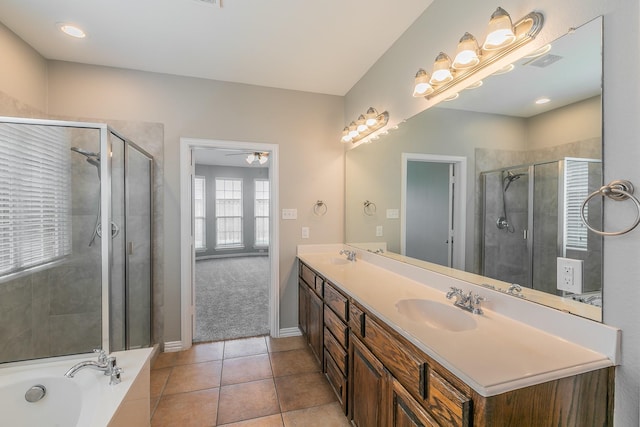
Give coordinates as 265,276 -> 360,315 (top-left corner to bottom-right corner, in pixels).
0,22 -> 47,114
344,0 -> 638,424
44,61 -> 345,339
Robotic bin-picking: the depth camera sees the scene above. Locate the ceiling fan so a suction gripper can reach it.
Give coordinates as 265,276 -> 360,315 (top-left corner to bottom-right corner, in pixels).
225,151 -> 270,165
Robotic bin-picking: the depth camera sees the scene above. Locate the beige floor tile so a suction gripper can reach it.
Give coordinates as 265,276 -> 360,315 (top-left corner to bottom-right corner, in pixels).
217,379 -> 280,425
275,372 -> 336,412
222,354 -> 273,385
218,414 -> 284,427
151,351 -> 177,370
163,360 -> 222,395
224,336 -> 268,359
175,341 -> 224,365
282,402 -> 350,427
266,336 -> 306,353
150,367 -> 171,398
151,388 -> 219,427
269,348 -> 320,377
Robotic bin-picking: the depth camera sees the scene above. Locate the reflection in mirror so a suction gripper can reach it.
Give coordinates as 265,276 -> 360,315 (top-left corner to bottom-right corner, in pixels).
345,17 -> 603,321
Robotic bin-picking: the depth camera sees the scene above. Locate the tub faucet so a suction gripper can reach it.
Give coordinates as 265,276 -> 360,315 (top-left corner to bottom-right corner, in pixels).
64,349 -> 123,385
339,249 -> 356,262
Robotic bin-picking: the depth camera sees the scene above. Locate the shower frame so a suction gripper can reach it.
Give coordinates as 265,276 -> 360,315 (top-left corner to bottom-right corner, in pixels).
0,116 -> 154,355
480,157 -> 602,291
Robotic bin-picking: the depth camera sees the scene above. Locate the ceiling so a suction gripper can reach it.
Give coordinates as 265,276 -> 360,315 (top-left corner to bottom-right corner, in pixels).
0,0 -> 433,96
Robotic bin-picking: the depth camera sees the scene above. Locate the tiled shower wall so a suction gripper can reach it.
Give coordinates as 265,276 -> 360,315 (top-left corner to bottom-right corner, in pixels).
0,90 -> 164,364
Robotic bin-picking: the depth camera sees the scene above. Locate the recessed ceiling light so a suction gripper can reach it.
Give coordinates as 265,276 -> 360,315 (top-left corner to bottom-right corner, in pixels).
59,23 -> 86,39
535,97 -> 551,105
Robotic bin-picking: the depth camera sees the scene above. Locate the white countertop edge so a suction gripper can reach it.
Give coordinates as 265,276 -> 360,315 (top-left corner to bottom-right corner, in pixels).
299,244 -> 620,364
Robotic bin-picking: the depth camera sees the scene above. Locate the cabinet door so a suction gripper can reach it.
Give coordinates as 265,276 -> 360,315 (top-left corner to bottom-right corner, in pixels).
298,281 -> 308,336
350,334 -> 387,427
308,290 -> 323,364
391,377 -> 439,427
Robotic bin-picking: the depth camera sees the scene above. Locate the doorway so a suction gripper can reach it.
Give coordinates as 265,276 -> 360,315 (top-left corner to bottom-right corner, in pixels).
180,138 -> 280,350
401,153 -> 466,269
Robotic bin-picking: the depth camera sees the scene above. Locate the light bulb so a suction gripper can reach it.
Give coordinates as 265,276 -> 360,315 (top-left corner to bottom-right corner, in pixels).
412,69 -> 434,97
430,52 -> 453,85
453,33 -> 480,69
483,7 -> 516,50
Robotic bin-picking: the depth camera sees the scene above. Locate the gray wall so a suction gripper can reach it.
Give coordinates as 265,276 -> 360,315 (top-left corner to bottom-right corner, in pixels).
194,164 -> 269,258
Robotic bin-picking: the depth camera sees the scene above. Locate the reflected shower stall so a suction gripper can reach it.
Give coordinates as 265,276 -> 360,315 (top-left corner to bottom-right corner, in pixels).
480,158 -> 603,297
0,117 -> 153,364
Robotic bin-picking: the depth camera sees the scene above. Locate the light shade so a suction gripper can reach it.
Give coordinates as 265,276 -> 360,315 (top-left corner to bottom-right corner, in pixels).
453,33 -> 480,69
412,69 -> 434,97
365,107 -> 379,127
246,153 -> 256,164
483,7 -> 516,50
348,122 -> 359,139
341,127 -> 352,143
356,115 -> 368,133
258,154 -> 268,164
430,52 -> 453,85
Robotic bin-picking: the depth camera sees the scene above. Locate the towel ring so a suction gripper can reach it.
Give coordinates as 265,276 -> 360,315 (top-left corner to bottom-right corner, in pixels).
313,200 -> 327,216
580,179 -> 640,236
363,200 -> 376,216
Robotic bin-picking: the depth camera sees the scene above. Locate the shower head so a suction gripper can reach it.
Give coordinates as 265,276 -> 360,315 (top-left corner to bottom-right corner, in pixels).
503,170 -> 526,192
71,147 -> 100,159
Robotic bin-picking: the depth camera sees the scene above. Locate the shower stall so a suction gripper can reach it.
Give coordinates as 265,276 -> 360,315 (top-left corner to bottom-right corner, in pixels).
0,117 -> 153,364
480,158 -> 603,297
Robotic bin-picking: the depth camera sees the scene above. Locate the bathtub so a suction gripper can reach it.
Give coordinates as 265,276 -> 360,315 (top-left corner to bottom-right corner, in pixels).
0,347 -> 153,427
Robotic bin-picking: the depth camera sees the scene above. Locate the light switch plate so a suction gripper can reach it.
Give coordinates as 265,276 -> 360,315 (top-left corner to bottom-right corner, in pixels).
386,209 -> 399,219
557,257 -> 583,293
282,209 -> 297,220
376,225 -> 383,237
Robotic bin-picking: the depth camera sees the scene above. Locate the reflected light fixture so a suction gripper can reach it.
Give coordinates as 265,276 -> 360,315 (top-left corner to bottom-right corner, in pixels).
412,8 -> 543,101
483,7 -> 516,50
245,152 -> 269,164
59,23 -> 86,38
341,107 -> 389,144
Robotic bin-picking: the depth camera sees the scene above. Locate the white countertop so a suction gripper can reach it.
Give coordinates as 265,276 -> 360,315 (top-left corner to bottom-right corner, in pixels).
298,248 -> 617,397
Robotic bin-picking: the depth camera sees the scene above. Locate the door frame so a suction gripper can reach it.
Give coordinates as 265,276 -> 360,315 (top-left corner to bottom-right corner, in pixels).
400,153 -> 467,270
179,138 -> 280,350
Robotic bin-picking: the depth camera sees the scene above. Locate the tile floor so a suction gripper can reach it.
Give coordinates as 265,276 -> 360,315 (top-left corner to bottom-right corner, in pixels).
150,335 -> 352,427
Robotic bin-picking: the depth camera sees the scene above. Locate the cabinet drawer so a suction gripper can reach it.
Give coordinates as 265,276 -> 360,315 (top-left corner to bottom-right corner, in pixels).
324,349 -> 347,414
299,262 -> 323,296
324,305 -> 348,349
363,315 -> 425,401
349,303 -> 365,338
324,282 -> 348,321
324,327 -> 348,375
425,368 -> 470,427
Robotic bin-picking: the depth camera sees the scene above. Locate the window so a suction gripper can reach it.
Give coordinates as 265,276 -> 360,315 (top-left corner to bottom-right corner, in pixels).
194,176 -> 206,250
255,179 -> 269,247
0,123 -> 72,278
215,178 -> 243,248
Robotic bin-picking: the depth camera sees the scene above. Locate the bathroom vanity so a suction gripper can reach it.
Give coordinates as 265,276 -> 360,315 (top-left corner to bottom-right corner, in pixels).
297,247 -> 617,426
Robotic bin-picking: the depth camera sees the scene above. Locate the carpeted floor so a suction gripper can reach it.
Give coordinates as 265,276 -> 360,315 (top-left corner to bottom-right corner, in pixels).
194,256 -> 270,343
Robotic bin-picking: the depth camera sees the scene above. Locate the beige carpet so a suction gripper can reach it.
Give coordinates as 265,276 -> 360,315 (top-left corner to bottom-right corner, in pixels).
194,256 -> 270,342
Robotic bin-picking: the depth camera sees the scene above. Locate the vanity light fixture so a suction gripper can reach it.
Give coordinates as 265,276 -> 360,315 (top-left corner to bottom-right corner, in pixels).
59,23 -> 86,39
412,8 -> 544,101
340,107 -> 389,144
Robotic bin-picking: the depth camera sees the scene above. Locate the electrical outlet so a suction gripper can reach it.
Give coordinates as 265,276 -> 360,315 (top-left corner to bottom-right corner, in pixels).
556,257 -> 583,293
376,225 -> 383,237
301,227 -> 309,239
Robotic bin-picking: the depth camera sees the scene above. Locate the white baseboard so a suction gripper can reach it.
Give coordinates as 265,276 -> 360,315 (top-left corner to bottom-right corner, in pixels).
163,341 -> 184,353
278,327 -> 302,337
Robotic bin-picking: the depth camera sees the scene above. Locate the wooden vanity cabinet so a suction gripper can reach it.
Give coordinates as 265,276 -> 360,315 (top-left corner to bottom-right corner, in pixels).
350,334 -> 388,427
298,262 -> 323,365
323,281 -> 349,414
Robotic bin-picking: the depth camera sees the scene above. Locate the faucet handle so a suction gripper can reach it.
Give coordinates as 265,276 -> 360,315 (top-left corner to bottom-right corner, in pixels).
471,294 -> 487,315
109,367 -> 123,385
93,349 -> 107,363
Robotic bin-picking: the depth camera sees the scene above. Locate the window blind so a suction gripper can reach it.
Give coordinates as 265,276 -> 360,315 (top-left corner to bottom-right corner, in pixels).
0,123 -> 72,277
254,179 -> 269,246
564,160 -> 589,251
194,176 -> 206,250
215,178 -> 243,247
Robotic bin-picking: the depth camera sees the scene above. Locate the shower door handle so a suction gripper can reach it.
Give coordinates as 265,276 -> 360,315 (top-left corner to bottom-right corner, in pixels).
523,229 -> 528,240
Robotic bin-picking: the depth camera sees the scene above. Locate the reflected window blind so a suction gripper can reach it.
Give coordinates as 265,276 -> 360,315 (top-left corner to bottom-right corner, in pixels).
0,123 -> 72,277
565,160 -> 589,251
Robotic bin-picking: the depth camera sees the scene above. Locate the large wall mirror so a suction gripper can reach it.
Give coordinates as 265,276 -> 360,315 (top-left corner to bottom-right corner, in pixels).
346,17 -> 603,321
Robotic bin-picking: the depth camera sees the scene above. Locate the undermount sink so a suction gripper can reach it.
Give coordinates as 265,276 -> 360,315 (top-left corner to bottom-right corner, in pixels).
395,299 -> 477,332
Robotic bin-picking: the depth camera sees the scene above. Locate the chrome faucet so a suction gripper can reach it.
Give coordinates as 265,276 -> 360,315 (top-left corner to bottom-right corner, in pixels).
446,287 -> 486,315
64,349 -> 123,385
339,249 -> 356,262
